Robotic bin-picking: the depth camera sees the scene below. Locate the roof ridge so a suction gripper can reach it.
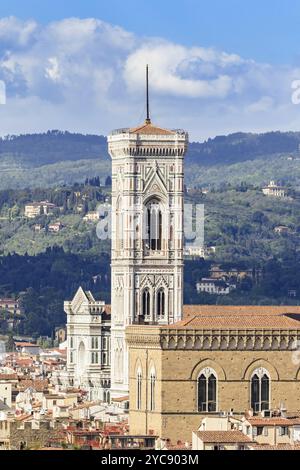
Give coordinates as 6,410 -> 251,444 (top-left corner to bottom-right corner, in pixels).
129,122 -> 176,135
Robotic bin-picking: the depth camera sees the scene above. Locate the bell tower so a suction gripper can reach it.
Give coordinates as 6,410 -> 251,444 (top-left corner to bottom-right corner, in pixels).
108,66 -> 189,397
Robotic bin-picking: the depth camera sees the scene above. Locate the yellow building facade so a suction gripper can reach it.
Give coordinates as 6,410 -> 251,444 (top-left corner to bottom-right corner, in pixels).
127,306 -> 300,443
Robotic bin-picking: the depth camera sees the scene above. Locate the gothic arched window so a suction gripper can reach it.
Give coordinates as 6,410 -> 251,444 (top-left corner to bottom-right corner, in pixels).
142,289 -> 150,318
251,368 -> 270,412
156,288 -> 165,317
197,368 -> 217,412
146,199 -> 162,251
150,369 -> 156,411
137,368 -> 142,410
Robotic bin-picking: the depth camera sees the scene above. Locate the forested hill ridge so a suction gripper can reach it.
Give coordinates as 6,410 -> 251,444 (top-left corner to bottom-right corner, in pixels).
1,129 -> 300,190
0,130 -> 109,166
188,131 -> 300,165
1,129 -> 300,166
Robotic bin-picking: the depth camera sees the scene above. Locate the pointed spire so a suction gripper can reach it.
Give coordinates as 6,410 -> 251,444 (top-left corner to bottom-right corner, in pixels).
145,64 -> 151,124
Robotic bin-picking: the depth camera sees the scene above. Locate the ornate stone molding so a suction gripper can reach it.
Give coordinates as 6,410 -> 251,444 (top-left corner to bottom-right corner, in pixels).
158,330 -> 300,351
126,327 -> 300,351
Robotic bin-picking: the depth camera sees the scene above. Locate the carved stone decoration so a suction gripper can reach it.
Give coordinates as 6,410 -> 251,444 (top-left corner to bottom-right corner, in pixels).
200,367 -> 217,379
220,336 -> 228,350
211,336 -> 220,350
288,337 -> 296,350
203,336 -> 211,349
246,336 -> 254,350
254,337 -> 262,350
280,337 -> 288,349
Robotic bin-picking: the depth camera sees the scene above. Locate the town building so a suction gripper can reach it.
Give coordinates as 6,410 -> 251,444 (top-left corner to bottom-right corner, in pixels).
0,382 -> 12,408
241,414 -> 300,446
183,245 -> 216,258
0,416 -> 62,450
54,326 -> 66,344
196,278 -> 236,295
24,201 -> 56,219
191,411 -> 300,450
126,305 -> 300,443
83,211 -> 101,222
14,342 -> 41,356
48,222 -> 63,233
0,298 -> 21,316
192,430 -> 253,450
209,265 -> 258,282
262,181 -> 287,198
61,287 -> 111,402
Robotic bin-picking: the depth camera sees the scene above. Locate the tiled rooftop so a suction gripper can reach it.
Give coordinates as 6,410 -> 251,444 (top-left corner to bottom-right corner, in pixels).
182,305 -> 300,317
247,417 -> 300,426
129,122 -> 175,136
251,443 -> 300,451
168,313 -> 300,330
196,430 -> 252,443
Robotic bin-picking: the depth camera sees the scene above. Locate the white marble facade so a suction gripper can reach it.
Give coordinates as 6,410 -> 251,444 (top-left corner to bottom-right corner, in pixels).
108,120 -> 189,398
63,287 -> 111,401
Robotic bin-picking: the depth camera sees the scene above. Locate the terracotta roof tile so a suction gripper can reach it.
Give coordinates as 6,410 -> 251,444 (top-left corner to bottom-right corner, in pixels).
247,417 -> 300,426
251,443 -> 300,451
19,379 -> 49,391
129,122 -> 175,136
0,374 -> 18,380
182,305 -> 300,317
168,313 -> 300,330
196,430 -> 252,443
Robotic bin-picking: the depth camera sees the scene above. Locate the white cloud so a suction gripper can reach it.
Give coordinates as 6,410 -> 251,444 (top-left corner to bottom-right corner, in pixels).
0,80 -> 6,104
0,17 -> 38,48
45,57 -> 61,81
246,96 -> 274,113
0,16 -> 299,140
124,42 -> 236,98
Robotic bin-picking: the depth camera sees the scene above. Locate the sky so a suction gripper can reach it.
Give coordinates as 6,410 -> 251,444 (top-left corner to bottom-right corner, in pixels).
0,0 -> 300,140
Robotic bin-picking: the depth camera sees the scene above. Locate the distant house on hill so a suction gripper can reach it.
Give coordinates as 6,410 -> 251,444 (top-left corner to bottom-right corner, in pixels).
48,222 -> 63,233
196,278 -> 236,295
274,225 -> 290,234
262,181 -> 287,198
183,245 -> 216,258
83,211 -> 100,222
0,299 -> 21,316
24,201 -> 56,219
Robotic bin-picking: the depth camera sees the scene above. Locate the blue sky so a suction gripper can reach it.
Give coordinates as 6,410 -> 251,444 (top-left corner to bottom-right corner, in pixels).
0,1 -> 300,139
0,0 -> 299,64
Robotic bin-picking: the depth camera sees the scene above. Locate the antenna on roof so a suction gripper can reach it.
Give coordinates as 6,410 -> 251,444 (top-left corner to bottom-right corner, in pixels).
145,64 -> 151,124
